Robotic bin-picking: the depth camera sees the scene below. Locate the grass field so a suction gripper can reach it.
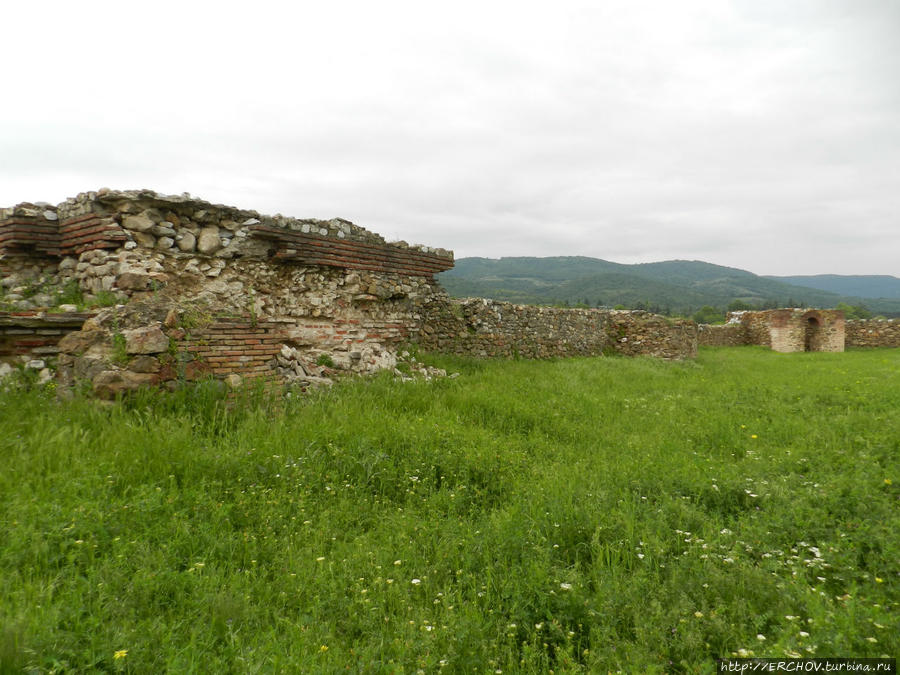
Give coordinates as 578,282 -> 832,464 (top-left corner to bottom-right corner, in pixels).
1,347 -> 898,673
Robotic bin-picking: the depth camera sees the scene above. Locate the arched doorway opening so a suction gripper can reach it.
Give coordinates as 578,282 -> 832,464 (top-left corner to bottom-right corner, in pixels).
804,316 -> 820,351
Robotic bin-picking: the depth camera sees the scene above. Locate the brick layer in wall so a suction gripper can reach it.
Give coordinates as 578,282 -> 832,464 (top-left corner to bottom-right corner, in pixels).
175,320 -> 289,379
249,224 -> 454,277
0,312 -> 95,362
0,217 -> 61,256
0,214 -> 129,258
58,214 -> 128,255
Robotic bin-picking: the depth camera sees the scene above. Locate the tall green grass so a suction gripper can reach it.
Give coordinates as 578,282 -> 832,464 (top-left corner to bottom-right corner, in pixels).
1,347 -> 898,673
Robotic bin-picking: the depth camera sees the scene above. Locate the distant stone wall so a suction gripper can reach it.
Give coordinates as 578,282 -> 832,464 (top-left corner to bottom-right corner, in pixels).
697,323 -> 747,347
770,309 -> 844,352
605,311 -> 698,359
416,298 -> 697,360
845,319 -> 900,348
698,309 -> 845,352
417,298 -> 611,359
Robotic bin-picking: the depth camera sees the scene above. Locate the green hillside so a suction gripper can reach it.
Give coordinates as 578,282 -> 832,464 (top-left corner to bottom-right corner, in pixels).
439,257 -> 900,317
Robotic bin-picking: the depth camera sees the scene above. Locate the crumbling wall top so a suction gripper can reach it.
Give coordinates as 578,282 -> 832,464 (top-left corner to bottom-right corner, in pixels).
2,189 -> 453,260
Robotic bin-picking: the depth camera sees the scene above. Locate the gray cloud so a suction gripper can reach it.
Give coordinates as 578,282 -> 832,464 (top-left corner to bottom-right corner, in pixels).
1,0 -> 897,276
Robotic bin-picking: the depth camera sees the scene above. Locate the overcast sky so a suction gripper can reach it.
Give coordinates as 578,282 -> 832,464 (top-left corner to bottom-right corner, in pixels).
2,1 -> 898,276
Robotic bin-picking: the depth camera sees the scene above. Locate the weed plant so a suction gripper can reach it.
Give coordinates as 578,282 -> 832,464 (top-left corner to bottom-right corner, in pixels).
0,347 -> 898,672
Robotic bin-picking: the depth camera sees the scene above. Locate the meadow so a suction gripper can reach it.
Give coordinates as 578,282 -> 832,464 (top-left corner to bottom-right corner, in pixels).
0,347 -> 897,673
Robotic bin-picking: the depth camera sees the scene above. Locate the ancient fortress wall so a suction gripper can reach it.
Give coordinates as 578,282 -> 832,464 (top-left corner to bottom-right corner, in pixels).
605,311 -> 698,359
416,297 -> 611,359
415,298 -> 696,360
698,309 -> 852,352
700,316 -> 900,351
1,190 -> 453,393
1,189 -> 697,394
696,323 -> 747,347
3,193 -> 897,395
845,319 -> 900,348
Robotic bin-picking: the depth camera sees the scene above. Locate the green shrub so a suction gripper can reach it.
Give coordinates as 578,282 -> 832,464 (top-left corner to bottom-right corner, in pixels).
54,280 -> 85,307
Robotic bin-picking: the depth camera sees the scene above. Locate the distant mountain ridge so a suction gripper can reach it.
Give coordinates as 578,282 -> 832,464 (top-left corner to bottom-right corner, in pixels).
438,257 -> 900,317
766,274 -> 900,299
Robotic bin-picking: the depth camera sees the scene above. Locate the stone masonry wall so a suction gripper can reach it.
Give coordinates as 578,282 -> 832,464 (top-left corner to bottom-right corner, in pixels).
1,189 -> 454,396
1,189 -> 452,307
416,298 -> 697,360
697,323 -> 747,347
698,309 -> 846,352
845,319 -> 900,348
2,188 -> 700,395
606,311 -> 698,359
417,298 -> 611,359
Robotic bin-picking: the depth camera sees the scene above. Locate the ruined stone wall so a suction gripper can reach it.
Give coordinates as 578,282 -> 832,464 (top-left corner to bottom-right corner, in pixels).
416,297 -> 612,359
1,189 -> 451,304
763,309 -> 845,353
845,319 -> 900,348
606,311 -> 698,359
697,323 -> 748,347
739,312 -> 777,347
1,190 -> 454,395
2,189 -> 700,395
697,309 -> 846,352
416,298 -> 697,360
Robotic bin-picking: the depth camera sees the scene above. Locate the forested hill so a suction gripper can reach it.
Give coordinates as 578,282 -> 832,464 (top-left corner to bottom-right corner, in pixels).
438,257 -> 900,317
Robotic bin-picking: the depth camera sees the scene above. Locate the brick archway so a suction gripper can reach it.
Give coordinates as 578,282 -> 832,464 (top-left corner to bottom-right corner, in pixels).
804,314 -> 821,351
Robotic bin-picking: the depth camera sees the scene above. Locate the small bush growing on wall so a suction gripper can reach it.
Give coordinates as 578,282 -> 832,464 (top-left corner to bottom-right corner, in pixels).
54,281 -> 84,307
180,306 -> 214,335
89,291 -> 119,308
111,332 -> 128,365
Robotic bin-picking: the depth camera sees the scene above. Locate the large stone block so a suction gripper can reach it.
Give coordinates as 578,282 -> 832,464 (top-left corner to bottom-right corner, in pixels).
122,213 -> 155,232
58,330 -> 106,355
177,231 -> 196,252
117,272 -> 153,291
123,325 -> 169,354
92,370 -> 158,399
197,227 -> 222,255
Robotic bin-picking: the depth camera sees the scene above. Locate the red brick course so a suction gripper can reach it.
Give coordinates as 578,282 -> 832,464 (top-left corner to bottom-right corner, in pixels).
174,320 -> 288,380
249,224 -> 453,277
0,311 -> 96,362
0,213 -> 128,258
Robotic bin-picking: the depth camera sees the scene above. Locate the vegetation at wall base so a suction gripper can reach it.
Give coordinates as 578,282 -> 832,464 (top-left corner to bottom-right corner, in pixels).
1,348 -> 898,672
